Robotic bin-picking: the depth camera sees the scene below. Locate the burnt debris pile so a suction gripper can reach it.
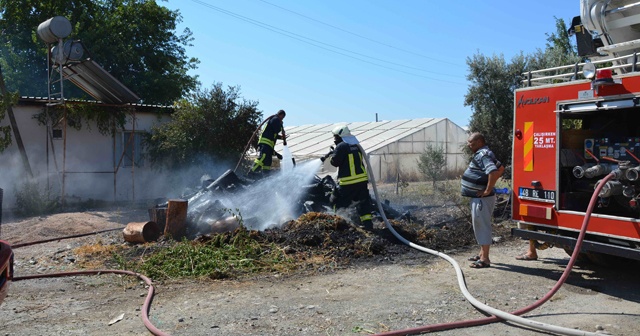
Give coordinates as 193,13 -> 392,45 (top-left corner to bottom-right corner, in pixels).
149,168 -> 413,240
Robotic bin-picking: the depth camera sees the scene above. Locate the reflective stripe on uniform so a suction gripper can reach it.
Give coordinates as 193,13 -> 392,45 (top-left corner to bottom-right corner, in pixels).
339,173 -> 368,185
348,153 -> 356,177
251,153 -> 267,171
258,137 -> 275,147
340,152 -> 368,185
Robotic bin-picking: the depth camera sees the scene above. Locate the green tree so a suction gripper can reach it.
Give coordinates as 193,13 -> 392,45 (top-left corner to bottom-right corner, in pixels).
528,17 -> 581,76
464,18 -> 579,166
0,85 -> 16,152
417,143 -> 446,187
464,52 -> 525,166
0,0 -> 199,105
145,83 -> 262,170
546,17 -> 577,56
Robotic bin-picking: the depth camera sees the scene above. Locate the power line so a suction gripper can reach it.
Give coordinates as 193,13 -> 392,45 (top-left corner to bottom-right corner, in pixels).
256,0 -> 464,67
191,0 -> 461,79
189,0 -> 466,84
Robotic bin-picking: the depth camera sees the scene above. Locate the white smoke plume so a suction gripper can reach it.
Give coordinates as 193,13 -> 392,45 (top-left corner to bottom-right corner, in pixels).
187,159 -> 323,232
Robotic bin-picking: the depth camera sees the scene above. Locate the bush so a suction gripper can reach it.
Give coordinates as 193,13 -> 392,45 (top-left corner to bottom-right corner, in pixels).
417,144 -> 447,187
14,181 -> 59,217
435,179 -> 471,223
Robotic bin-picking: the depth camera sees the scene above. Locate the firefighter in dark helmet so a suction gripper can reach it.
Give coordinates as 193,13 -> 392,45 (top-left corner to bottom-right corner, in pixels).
249,110 -> 287,176
321,124 -> 374,230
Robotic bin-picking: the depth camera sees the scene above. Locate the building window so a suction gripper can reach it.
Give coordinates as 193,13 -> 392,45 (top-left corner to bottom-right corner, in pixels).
52,129 -> 62,139
117,131 -> 145,167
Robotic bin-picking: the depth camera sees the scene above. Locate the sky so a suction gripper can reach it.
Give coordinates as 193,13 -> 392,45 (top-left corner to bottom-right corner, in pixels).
162,0 -> 581,128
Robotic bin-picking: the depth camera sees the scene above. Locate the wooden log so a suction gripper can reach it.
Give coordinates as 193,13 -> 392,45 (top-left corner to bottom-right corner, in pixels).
148,207 -> 167,233
123,221 -> 160,243
210,216 -> 241,233
165,199 -> 188,239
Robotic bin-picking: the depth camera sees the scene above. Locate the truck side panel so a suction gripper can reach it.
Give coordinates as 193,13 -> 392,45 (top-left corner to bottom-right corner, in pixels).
513,77 -> 640,246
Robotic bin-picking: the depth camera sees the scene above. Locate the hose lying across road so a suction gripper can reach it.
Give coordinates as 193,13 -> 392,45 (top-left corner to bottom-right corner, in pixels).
11,227 -> 122,248
12,269 -> 169,336
11,229 -> 170,336
361,143 -> 607,336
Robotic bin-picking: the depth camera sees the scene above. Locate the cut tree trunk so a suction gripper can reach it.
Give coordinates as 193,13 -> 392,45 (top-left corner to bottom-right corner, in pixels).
122,221 -> 160,243
165,199 -> 188,239
148,207 -> 167,233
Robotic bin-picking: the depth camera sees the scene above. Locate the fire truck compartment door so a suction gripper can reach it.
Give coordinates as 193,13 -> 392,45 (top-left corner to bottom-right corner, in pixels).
557,98 -> 636,113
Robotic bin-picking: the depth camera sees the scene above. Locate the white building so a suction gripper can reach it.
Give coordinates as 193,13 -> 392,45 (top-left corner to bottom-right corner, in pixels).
0,97 -> 172,209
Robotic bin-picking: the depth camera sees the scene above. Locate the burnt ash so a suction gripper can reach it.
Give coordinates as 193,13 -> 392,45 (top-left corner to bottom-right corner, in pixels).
192,208 -> 510,272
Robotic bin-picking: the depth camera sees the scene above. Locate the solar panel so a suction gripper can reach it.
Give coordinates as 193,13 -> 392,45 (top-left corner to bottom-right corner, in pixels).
60,59 -> 140,104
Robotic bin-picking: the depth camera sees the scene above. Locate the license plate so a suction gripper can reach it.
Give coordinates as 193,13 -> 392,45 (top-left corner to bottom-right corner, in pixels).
519,187 -> 556,202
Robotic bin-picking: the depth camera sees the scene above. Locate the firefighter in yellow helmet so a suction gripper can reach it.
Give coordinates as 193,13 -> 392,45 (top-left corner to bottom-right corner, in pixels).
249,110 -> 287,177
321,124 -> 374,230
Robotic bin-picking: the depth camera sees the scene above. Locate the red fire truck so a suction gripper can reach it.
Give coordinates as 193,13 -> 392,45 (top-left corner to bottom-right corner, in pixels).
511,0 -> 640,264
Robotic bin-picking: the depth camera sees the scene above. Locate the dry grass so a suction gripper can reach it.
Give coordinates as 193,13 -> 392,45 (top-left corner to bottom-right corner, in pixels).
285,212 -> 349,231
73,242 -> 124,268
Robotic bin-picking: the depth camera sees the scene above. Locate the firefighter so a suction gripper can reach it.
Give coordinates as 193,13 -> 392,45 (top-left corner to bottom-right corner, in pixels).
322,124 -> 374,230
249,110 -> 287,177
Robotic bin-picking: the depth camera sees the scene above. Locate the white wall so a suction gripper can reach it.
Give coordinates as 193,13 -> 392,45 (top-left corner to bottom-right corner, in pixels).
0,103 -> 171,209
368,119 -> 468,182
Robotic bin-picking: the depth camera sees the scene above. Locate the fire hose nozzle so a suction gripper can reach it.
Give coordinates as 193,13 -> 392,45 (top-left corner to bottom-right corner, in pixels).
321,147 -> 335,162
626,166 -> 640,181
573,163 -> 595,178
584,163 -> 615,179
595,180 -> 623,198
573,166 -> 586,179
623,185 -> 636,198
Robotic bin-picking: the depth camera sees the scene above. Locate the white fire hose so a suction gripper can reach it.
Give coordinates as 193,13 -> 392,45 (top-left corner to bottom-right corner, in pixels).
358,144 -> 599,336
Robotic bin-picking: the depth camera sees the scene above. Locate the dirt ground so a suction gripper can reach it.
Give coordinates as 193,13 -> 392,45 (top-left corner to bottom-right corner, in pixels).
1,203 -> 639,336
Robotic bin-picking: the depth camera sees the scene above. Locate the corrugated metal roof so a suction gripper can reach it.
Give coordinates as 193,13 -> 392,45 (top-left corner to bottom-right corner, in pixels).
274,118 -> 451,158
17,97 -> 172,113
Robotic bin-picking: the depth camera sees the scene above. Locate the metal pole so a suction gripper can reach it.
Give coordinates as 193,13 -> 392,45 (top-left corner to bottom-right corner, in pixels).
46,46 -> 51,189
62,104 -> 66,207
131,111 -> 136,204
59,38 -> 66,207
113,118 -> 117,202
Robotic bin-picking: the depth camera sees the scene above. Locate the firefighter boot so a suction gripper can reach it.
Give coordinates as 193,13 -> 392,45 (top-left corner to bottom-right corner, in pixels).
361,219 -> 373,231
247,169 -> 263,180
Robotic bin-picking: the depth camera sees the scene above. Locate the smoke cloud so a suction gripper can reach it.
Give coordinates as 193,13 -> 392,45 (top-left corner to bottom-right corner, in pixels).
187,159 -> 323,232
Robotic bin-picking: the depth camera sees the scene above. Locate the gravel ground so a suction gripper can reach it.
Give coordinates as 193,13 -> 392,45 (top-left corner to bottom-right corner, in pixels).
0,207 -> 638,336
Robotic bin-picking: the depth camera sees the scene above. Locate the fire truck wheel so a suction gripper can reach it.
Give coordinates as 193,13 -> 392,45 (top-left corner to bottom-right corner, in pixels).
562,248 -> 588,262
584,251 -> 629,268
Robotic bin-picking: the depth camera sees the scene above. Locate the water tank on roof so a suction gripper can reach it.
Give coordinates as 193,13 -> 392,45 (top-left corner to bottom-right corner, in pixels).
37,16 -> 72,43
51,40 -> 84,65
